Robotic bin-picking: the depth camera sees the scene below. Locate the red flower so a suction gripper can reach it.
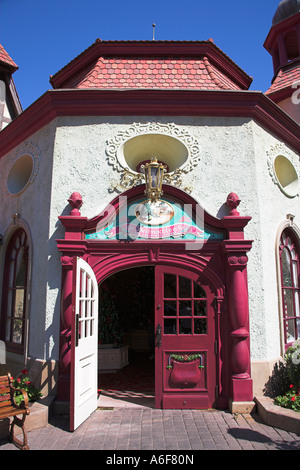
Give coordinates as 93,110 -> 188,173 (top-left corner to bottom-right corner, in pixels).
290,384 -> 294,388
21,369 -> 28,375
17,378 -> 21,383
291,396 -> 296,401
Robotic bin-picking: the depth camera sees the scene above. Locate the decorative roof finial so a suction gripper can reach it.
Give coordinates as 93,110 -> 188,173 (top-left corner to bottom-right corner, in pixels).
68,192 -> 83,216
152,23 -> 156,41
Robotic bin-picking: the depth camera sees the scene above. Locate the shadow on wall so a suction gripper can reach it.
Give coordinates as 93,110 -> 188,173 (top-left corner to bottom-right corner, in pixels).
263,360 -> 290,398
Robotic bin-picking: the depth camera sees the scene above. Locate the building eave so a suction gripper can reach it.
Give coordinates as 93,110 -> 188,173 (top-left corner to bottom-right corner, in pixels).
49,40 -> 252,91
0,88 -> 299,158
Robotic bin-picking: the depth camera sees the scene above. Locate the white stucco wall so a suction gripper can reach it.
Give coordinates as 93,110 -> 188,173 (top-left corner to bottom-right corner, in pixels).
0,114 -> 299,370
49,115 -> 300,365
0,122 -> 57,361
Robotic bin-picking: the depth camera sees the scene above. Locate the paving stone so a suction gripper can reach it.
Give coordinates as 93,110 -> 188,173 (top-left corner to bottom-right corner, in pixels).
0,409 -> 299,451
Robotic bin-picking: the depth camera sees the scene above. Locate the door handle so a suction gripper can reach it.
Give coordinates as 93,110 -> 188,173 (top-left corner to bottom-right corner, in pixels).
156,323 -> 162,348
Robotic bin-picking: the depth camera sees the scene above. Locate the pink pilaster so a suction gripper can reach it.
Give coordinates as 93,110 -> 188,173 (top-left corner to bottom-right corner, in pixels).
56,193 -> 87,402
222,193 -> 253,406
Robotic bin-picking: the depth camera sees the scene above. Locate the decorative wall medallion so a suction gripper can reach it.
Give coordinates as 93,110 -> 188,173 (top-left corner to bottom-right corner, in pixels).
267,143 -> 299,198
4,141 -> 40,196
106,121 -> 200,192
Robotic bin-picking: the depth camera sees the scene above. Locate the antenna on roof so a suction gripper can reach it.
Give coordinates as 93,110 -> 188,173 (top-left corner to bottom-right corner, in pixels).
152,23 -> 156,41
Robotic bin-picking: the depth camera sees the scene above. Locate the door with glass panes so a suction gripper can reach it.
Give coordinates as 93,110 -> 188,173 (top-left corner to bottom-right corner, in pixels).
155,265 -> 216,409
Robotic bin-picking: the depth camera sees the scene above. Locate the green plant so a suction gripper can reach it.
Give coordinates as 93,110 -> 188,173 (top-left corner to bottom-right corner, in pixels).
274,384 -> 300,412
167,354 -> 204,369
12,369 -> 42,406
274,340 -> 300,412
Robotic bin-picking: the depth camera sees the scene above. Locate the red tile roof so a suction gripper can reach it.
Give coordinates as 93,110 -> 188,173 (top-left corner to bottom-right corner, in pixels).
266,60 -> 300,100
66,56 -> 241,91
50,40 -> 252,91
0,44 -> 18,72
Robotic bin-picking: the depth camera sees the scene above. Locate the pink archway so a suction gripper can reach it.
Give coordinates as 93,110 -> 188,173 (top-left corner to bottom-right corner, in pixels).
56,185 -> 253,410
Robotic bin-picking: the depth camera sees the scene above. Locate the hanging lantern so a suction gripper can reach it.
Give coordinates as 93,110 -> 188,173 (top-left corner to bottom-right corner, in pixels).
142,157 -> 166,203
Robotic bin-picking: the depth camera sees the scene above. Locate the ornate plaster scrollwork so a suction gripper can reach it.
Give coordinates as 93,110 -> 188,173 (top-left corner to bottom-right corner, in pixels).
267,143 -> 299,198
106,121 -> 200,193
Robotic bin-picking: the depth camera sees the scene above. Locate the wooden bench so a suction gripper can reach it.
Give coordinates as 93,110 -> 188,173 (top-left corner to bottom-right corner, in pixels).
0,373 -> 30,450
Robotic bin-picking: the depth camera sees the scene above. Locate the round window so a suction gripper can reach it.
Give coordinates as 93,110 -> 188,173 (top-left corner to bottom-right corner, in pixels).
274,155 -> 299,197
7,154 -> 34,195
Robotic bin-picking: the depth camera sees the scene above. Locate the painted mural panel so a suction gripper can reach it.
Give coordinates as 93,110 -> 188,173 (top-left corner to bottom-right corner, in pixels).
85,197 -> 224,241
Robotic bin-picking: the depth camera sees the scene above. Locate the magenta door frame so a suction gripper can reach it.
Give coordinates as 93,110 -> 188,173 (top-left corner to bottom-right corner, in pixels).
56,186 -> 253,409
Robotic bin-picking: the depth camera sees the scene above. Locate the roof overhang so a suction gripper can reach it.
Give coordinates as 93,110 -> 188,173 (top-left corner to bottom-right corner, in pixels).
49,40 -> 252,91
0,88 -> 299,158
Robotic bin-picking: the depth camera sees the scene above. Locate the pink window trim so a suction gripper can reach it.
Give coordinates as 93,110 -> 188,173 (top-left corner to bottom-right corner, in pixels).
0,228 -> 29,354
279,228 -> 300,347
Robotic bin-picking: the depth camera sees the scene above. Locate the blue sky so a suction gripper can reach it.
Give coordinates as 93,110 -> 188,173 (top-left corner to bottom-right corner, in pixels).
1,0 -> 280,110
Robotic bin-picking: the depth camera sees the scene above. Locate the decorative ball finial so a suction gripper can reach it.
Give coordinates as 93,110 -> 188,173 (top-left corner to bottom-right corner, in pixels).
68,192 -> 83,216
226,192 -> 241,216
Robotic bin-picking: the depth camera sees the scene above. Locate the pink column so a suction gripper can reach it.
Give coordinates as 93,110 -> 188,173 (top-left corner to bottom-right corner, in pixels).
222,193 -> 253,404
56,192 -> 87,402
226,251 -> 253,402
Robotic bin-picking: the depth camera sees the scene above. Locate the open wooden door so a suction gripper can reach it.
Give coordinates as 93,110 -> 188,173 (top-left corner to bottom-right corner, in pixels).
155,266 -> 217,409
70,257 -> 98,431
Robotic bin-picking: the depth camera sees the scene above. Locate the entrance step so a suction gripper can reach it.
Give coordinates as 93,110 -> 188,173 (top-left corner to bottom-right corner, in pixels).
98,390 -> 155,409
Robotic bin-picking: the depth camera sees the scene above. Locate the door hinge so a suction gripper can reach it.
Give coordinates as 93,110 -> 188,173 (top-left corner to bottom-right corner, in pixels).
215,385 -> 219,398
214,340 -> 218,355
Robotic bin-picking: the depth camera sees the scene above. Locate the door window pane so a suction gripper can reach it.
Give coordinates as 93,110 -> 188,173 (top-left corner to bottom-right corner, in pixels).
179,276 -> 191,298
164,319 -> 177,334
194,318 -> 207,334
164,301 -> 177,316
179,318 -> 192,334
162,273 -> 208,337
194,300 -> 207,316
164,274 -> 176,298
194,282 -> 206,298
179,301 -> 192,316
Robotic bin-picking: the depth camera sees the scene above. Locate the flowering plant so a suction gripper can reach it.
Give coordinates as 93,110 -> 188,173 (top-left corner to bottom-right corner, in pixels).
274,384 -> 300,412
274,340 -> 300,412
12,369 -> 42,406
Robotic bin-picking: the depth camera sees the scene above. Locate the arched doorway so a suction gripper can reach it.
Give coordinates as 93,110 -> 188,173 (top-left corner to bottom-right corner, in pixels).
97,262 -> 218,409
57,185 -> 253,428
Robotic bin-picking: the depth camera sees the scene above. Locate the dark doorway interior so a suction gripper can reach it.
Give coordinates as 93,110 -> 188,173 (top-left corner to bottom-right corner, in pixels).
98,266 -> 155,394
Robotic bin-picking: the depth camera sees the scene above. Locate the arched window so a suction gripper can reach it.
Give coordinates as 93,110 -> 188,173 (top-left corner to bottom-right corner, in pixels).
279,229 -> 300,347
0,228 -> 29,353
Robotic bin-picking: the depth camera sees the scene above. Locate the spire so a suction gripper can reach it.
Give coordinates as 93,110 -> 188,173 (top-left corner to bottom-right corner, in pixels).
264,0 -> 300,124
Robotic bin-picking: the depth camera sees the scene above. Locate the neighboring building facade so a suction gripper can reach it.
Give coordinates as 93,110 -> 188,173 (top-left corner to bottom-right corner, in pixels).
0,0 -> 299,427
